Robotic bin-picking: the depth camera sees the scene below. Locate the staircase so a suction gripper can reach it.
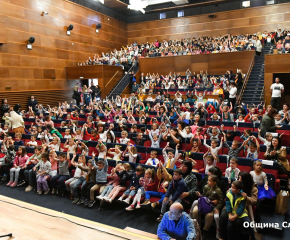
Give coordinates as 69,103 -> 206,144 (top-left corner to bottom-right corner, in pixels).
107,63 -> 139,99
240,45 -> 274,105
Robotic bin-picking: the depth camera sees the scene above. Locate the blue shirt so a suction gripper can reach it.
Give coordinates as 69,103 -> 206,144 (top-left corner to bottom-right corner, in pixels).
157,212 -> 196,240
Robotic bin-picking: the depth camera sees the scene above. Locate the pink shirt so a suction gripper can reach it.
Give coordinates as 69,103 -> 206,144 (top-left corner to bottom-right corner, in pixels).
49,156 -> 58,171
13,155 -> 29,167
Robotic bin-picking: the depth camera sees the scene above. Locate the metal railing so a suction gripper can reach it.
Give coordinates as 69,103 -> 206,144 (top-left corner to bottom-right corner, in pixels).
107,63 -> 137,99
237,54 -> 255,104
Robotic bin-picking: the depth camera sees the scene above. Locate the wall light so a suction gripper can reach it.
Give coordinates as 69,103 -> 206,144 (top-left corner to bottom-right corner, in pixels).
67,24 -> 74,35
27,37 -> 35,50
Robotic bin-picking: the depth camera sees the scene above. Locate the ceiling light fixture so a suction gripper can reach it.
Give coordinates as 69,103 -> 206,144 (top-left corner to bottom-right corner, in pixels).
128,0 -> 147,14
94,0 -> 104,4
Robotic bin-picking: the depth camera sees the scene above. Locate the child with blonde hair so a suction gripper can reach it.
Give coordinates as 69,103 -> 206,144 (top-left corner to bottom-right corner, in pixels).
108,145 -> 122,162
64,138 -> 77,154
123,143 -> 138,163
118,130 -> 130,144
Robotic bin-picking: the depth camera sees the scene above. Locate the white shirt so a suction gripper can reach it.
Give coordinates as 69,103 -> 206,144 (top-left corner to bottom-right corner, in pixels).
225,167 -> 240,180
229,87 -> 237,98
270,83 -> 284,97
145,158 -> 160,167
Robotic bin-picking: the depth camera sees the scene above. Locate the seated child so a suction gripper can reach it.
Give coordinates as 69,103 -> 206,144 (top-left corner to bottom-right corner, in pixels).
190,136 -> 202,153
36,152 -> 52,195
108,145 -> 122,162
245,136 -> 260,160
162,142 -> 182,169
126,168 -> 154,211
65,153 -> 87,200
225,181 -> 255,240
0,142 -> 16,181
107,163 -> 133,202
118,165 -> 145,204
50,151 -> 70,196
122,143 -> 138,163
117,130 -> 130,144
142,162 -> 172,208
24,146 -> 42,192
145,151 -> 160,167
14,133 -> 24,146
191,174 -> 223,239
132,132 -> 145,146
225,158 -> 240,184
87,153 -> 108,208
7,146 -> 28,187
26,135 -> 38,148
203,135 -> 223,156
97,163 -> 124,209
203,148 -> 218,174
157,169 -> 191,222
148,130 -> 162,148
221,125 -> 236,142
250,160 -> 276,200
206,126 -> 220,141
64,138 -> 77,154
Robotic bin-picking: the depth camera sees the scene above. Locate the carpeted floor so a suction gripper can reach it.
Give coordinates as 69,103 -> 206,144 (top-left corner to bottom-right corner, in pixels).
0,183 -> 289,240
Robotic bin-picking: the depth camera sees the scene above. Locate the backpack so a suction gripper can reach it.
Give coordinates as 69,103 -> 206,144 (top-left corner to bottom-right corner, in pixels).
198,197 -> 214,215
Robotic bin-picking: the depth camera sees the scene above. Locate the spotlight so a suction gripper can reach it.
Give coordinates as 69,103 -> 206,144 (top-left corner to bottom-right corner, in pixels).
96,23 -> 102,33
67,24 -> 74,35
42,11 -> 48,16
27,37 -> 35,50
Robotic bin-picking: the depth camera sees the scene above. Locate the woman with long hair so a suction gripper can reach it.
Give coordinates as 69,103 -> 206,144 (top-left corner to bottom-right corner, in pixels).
73,86 -> 82,106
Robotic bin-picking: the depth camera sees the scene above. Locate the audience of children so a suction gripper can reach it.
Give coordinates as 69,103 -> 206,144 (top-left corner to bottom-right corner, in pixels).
1,83 -> 289,240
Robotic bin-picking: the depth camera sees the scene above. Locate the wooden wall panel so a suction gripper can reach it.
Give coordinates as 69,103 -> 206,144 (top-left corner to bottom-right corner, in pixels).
139,51 -> 255,76
127,2 -> 290,44
0,0 -> 127,108
264,54 -> 290,105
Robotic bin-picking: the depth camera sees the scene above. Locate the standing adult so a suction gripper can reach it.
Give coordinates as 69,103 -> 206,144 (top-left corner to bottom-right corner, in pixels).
255,37 -> 262,56
235,69 -> 243,92
270,78 -> 284,110
27,95 -> 38,112
7,109 -> 25,133
73,86 -> 82,106
259,108 -> 281,135
157,203 -> 197,240
94,85 -> 101,99
229,82 -> 237,108
1,99 -> 9,116
90,82 -> 96,100
82,85 -> 92,107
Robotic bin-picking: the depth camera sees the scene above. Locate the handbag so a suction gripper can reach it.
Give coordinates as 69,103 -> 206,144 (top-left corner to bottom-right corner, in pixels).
198,197 -> 214,215
275,190 -> 289,215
